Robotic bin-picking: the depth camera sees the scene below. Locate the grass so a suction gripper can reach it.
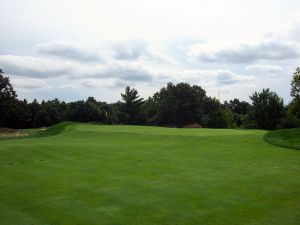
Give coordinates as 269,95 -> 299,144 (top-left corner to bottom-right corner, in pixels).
0,123 -> 299,225
264,127 -> 300,150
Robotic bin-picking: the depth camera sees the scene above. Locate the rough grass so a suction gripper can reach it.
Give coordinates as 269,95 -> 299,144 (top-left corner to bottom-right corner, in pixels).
0,128 -> 27,138
0,123 -> 299,225
264,128 -> 300,150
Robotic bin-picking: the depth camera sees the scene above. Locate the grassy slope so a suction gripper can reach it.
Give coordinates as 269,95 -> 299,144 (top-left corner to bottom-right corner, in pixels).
0,123 -> 299,225
0,122 -> 72,140
264,128 -> 300,150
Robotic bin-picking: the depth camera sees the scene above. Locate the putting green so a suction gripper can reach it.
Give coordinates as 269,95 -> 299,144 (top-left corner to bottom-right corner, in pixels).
0,123 -> 299,225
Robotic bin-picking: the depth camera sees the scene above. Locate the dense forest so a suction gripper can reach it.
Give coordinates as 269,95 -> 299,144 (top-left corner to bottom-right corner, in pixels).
1,68 -> 300,130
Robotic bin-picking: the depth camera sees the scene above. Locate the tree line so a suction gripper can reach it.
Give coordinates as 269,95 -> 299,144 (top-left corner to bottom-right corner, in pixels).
0,68 -> 300,130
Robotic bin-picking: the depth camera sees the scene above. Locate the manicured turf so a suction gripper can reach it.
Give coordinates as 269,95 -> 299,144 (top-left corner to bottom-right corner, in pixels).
0,123 -> 299,225
264,127 -> 300,150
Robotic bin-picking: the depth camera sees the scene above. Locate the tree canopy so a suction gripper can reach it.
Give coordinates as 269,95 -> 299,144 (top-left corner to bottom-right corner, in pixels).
250,89 -> 284,129
291,67 -> 300,99
0,69 -> 17,103
153,83 -> 207,127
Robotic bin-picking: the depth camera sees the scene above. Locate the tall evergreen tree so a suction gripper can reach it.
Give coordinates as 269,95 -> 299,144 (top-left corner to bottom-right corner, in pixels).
120,86 -> 144,124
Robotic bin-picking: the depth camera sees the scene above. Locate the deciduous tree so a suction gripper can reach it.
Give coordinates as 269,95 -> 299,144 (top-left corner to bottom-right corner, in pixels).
250,89 -> 284,129
291,67 -> 300,99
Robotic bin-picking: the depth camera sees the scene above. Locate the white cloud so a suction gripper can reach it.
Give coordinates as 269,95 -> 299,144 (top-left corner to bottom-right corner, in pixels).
0,48 -> 258,92
0,38 -> 179,85
78,78 -> 127,89
58,83 -> 78,90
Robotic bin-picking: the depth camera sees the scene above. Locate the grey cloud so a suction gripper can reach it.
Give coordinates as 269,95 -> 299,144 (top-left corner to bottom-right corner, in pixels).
35,41 -> 102,62
111,40 -> 176,64
0,54 -> 157,82
179,69 -> 255,86
191,40 -> 299,64
0,55 -> 72,78
111,68 -> 153,81
246,64 -> 283,75
107,65 -> 154,82
79,63 -> 156,82
112,40 -> 147,60
83,67 -> 254,87
143,50 -> 176,65
1,52 -> 259,96
215,70 -> 254,85
78,79 -> 103,88
79,78 -> 128,89
10,77 -> 50,89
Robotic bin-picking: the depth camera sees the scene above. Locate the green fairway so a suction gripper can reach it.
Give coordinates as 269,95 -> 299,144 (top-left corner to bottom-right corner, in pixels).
0,123 -> 299,225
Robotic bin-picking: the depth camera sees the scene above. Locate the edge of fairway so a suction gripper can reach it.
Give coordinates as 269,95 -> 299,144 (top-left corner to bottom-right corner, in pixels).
0,122 -> 74,140
264,127 -> 300,150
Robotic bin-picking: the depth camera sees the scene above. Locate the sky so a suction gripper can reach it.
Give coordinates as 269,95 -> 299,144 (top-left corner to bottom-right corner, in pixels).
0,0 -> 300,103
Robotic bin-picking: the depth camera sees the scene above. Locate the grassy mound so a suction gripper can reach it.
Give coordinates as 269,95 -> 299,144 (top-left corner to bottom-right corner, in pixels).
0,122 -> 74,140
264,128 -> 300,150
31,121 -> 74,138
0,124 -> 299,225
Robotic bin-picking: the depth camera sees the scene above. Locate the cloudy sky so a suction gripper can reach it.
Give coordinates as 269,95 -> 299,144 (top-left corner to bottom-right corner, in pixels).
1,0 -> 300,103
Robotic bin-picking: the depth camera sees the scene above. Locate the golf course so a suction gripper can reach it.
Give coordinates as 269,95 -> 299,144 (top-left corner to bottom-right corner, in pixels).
0,123 -> 299,225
